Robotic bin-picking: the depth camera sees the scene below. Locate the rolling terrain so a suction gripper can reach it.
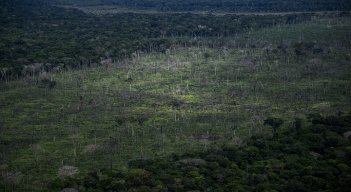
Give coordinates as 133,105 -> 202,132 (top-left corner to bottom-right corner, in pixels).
1,15 -> 351,190
1,0 -> 351,191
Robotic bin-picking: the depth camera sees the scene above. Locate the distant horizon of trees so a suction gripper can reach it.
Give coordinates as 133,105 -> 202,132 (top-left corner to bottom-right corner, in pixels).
49,0 -> 351,12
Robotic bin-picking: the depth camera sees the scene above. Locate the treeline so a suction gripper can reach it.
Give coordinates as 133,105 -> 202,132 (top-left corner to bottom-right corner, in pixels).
52,0 -> 351,12
0,1 -> 317,80
47,113 -> 351,191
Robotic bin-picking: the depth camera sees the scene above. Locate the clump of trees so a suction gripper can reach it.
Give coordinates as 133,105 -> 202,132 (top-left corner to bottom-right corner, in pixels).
49,113 -> 351,191
264,117 -> 284,135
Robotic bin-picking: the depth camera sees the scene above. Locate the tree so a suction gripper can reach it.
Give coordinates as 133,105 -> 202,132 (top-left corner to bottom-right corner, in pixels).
264,117 -> 283,135
293,118 -> 303,133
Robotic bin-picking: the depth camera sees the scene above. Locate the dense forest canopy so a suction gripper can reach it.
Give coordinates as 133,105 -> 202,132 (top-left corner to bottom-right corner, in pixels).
50,114 -> 351,191
0,0 -> 319,79
50,0 -> 351,12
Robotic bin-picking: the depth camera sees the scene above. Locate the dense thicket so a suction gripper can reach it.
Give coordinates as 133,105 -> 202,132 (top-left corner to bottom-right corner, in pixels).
0,1 -> 317,79
52,0 -> 351,12
49,114 -> 351,191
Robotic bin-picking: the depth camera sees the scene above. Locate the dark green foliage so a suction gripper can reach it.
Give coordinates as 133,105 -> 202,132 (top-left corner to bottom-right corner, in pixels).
0,1 -> 319,79
48,177 -> 78,191
264,117 -> 284,134
294,118 -> 303,133
50,0 -> 351,12
51,115 -> 351,191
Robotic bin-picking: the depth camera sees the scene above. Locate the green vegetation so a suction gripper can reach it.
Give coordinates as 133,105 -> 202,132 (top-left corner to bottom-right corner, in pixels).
48,114 -> 351,191
1,15 -> 351,190
51,0 -> 351,12
1,1 -> 351,191
1,0 -> 324,79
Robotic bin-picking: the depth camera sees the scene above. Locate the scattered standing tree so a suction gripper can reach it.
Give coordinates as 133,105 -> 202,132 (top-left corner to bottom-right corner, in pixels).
293,118 -> 303,133
264,117 -> 284,135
